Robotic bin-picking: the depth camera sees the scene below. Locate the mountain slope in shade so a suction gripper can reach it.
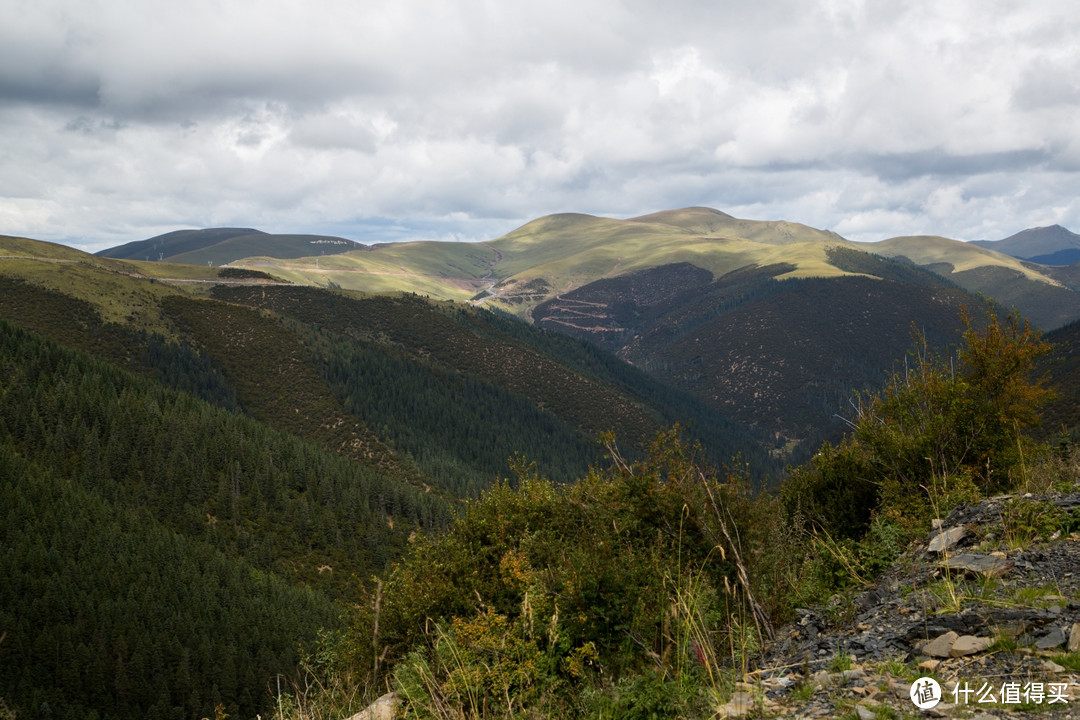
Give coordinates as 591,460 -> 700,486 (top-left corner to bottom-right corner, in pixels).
971,224 -> 1080,263
866,234 -> 1080,330
97,227 -> 367,265
533,246 -> 984,452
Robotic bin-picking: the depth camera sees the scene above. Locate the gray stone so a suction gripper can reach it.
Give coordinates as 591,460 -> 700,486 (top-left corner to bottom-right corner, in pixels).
856,704 -> 876,720
1036,626 -> 1067,650
939,553 -> 1013,578
950,635 -> 993,657
928,525 -> 967,553
1042,659 -> 1067,673
923,631 -> 959,658
1069,622 -> 1080,653
346,692 -> 401,720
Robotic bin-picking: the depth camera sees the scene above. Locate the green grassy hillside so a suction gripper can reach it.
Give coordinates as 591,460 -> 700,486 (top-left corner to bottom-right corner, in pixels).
191,209 -> 872,317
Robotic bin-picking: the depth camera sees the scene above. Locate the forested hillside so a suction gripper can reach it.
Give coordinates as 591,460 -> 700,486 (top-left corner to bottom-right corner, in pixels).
535,247 -> 983,452
0,319 -> 452,719
208,285 -> 784,484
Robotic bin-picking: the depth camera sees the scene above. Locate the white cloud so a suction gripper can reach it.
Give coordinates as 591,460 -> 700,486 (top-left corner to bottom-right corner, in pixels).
1,0 -> 1079,250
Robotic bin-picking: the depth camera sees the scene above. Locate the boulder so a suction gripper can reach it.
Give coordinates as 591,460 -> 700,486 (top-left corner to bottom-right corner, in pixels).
346,692 -> 401,720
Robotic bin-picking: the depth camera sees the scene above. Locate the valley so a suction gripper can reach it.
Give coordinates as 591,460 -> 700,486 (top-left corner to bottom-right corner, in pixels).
5,208 -> 1080,719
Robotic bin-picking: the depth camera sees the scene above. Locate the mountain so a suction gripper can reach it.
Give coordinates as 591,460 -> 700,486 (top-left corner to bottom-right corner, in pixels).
971,224 -> 1080,264
3,233 -> 780,484
113,209 -> 1080,330
866,234 -> 1080,330
531,247 -> 985,447
0,314 -> 446,720
2,232 -> 794,717
90,208 -> 1080,451
97,227 -> 368,265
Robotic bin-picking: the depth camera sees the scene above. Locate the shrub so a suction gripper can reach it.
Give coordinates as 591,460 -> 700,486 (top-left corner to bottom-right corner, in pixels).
784,306 -> 1053,545
854,306 -> 1052,514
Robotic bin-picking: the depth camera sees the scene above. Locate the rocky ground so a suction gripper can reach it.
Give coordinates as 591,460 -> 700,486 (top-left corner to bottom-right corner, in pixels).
724,492 -> 1080,719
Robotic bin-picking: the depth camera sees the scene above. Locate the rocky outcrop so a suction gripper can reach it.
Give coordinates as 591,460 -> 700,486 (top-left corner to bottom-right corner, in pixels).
749,492 -> 1080,718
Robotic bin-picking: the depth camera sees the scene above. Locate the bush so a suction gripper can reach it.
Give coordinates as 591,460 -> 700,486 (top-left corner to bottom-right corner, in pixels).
373,430 -> 802,718
784,306 -> 1053,543
854,307 -> 1051,510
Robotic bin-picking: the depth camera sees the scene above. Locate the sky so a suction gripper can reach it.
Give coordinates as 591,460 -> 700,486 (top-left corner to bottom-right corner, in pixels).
2,0 -> 1079,253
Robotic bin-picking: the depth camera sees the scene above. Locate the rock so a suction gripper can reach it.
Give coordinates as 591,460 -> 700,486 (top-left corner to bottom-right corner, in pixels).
939,553 -> 1013,578
856,704 -> 876,720
949,635 -> 993,657
1036,626 -> 1067,650
1069,622 -> 1080,652
887,676 -> 909,700
718,691 -> 756,718
346,692 -> 400,720
923,631 -> 959,658
1042,659 -> 1067,673
918,659 -> 941,672
925,701 -> 956,717
927,525 -> 966,553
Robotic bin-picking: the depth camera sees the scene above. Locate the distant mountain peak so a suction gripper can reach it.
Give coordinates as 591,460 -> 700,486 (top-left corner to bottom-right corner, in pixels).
970,224 -> 1080,264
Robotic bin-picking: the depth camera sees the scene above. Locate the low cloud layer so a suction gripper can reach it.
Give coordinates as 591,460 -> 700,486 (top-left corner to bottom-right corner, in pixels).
2,0 -> 1078,251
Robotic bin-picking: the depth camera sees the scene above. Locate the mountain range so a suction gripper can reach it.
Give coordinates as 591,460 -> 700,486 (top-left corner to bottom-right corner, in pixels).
9,207 -> 1080,718
69,207 -> 1080,448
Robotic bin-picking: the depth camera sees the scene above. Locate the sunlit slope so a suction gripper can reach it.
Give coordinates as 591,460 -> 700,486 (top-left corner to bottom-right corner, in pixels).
868,235 -> 1080,329
0,235 -> 198,331
870,235 -> 1053,279
480,209 -> 867,314
239,240 -> 498,300
223,208 -> 872,312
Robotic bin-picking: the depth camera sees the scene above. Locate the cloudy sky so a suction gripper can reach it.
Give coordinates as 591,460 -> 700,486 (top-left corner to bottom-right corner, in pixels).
2,0 -> 1079,252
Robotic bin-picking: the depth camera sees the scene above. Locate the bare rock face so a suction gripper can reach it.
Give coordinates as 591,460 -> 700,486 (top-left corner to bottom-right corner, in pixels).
346,692 -> 400,720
